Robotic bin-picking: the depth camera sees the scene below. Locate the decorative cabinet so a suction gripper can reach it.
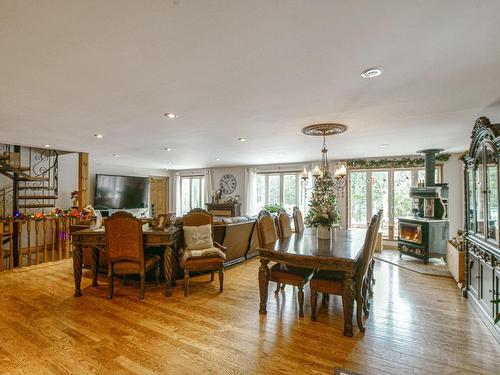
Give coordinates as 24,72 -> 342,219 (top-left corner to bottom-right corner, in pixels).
205,203 -> 241,217
464,117 -> 500,336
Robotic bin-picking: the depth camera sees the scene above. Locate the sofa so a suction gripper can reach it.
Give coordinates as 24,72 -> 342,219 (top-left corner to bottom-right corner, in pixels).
213,216 -> 259,266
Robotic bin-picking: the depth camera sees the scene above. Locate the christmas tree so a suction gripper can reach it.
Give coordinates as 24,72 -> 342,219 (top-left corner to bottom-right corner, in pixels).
305,169 -> 341,228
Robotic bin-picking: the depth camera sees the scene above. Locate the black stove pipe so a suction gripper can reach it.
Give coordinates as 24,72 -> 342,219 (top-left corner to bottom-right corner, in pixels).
417,148 -> 443,187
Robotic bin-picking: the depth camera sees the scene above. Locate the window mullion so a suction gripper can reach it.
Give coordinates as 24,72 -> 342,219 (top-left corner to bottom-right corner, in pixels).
388,170 -> 395,240
366,171 -> 372,226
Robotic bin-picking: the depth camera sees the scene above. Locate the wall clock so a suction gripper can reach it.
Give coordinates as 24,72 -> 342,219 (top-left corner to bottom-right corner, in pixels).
219,173 -> 237,194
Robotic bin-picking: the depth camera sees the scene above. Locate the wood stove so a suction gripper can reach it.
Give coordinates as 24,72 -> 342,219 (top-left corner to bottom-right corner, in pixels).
397,149 -> 449,264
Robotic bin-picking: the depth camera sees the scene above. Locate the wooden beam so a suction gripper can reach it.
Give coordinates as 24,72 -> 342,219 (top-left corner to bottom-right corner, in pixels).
78,153 -> 89,210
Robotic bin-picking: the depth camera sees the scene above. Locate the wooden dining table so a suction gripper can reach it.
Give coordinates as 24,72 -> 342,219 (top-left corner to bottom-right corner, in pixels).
258,228 -> 366,337
71,226 -> 182,298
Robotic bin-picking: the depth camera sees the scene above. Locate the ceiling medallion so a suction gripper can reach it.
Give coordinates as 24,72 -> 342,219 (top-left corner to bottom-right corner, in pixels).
301,123 -> 348,137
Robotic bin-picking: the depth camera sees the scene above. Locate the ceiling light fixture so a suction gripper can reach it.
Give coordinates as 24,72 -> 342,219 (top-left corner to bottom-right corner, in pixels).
164,113 -> 179,119
43,144 -> 51,148
379,143 -> 389,148
113,154 -> 119,158
238,137 -> 247,142
165,147 -> 172,152
361,67 -> 383,78
94,134 -> 104,138
216,158 -> 221,161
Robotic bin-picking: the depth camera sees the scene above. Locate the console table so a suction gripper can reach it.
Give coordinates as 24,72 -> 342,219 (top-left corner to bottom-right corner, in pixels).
206,202 -> 241,217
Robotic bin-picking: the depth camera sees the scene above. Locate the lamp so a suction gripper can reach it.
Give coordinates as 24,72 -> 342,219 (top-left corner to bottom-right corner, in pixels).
301,123 -> 348,197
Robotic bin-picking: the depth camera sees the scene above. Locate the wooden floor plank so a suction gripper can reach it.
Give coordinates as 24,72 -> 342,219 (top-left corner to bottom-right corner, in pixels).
0,257 -> 499,375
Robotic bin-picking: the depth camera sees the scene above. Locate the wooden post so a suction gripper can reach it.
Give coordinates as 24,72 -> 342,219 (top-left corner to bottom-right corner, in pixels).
51,219 -> 56,261
34,220 -> 39,265
26,218 -> 32,266
17,220 -> 23,268
57,218 -> 62,260
43,219 -> 48,262
0,221 -> 4,272
78,153 -> 89,210
8,221 -> 13,269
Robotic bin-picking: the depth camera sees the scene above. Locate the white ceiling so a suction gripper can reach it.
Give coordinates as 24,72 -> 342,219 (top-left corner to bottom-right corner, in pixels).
2,0 -> 500,170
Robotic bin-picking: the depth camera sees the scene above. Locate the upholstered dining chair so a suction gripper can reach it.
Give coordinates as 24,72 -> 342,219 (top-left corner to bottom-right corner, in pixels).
310,213 -> 380,332
181,209 -> 226,296
105,211 -> 161,299
277,210 -> 293,238
293,207 -> 305,233
256,210 -> 313,317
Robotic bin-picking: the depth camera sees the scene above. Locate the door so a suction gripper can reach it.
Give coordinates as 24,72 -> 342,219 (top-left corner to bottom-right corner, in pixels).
480,259 -> 495,317
468,251 -> 480,299
150,177 -> 169,217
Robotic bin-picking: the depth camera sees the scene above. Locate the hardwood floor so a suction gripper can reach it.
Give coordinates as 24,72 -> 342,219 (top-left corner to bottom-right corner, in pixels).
0,257 -> 498,374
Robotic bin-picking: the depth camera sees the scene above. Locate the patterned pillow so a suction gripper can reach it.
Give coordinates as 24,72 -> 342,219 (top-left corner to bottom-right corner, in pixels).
183,224 -> 214,250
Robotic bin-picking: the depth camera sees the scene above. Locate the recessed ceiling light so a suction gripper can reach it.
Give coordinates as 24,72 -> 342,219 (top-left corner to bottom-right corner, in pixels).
216,157 -> 221,161
43,144 -> 51,148
94,134 -> 104,138
168,161 -> 173,165
113,154 -> 119,157
379,143 -> 389,148
361,67 -> 383,78
238,137 -> 247,142
165,147 -> 172,152
164,113 -> 179,119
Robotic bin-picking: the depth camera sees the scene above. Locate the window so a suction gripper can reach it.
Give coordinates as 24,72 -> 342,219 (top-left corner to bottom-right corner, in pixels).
255,172 -> 302,214
348,166 -> 442,239
180,176 -> 205,215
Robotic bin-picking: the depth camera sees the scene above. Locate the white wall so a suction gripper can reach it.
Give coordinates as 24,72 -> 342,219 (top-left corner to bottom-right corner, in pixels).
443,153 -> 464,237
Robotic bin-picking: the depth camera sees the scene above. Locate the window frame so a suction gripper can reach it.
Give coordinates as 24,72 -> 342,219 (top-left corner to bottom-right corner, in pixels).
347,165 -> 443,240
255,171 -> 302,213
180,175 -> 205,215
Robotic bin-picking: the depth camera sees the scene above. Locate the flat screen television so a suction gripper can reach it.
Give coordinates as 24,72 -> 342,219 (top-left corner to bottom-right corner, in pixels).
94,174 -> 149,209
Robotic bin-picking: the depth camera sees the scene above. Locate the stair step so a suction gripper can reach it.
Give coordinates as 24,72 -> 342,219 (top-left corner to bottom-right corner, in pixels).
0,155 -> 8,160
19,204 -> 55,209
18,195 -> 58,200
18,186 -> 53,190
18,176 -> 49,182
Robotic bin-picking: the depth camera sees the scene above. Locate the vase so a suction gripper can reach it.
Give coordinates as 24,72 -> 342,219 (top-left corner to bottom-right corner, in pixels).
317,224 -> 331,239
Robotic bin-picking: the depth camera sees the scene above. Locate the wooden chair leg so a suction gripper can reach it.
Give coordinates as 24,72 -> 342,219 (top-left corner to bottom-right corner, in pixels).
356,291 -> 365,332
219,265 -> 224,293
322,293 -> 329,306
107,266 -> 114,299
210,270 -> 214,282
311,289 -> 318,321
184,268 -> 189,297
274,282 -> 281,295
298,286 -> 305,317
155,264 -> 160,288
363,280 -> 370,315
140,272 -> 145,299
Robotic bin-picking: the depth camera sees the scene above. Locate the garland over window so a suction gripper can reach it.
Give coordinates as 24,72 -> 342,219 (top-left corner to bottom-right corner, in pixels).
346,154 -> 451,170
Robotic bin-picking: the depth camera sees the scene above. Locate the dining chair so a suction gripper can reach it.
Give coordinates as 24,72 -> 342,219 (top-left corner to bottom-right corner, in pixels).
277,210 -> 293,238
256,210 -> 313,317
293,207 -> 305,233
181,209 -> 226,296
105,211 -> 161,299
310,213 -> 379,331
363,210 -> 383,315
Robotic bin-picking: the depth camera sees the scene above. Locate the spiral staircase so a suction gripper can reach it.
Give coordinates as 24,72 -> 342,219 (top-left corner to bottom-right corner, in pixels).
0,144 -> 59,216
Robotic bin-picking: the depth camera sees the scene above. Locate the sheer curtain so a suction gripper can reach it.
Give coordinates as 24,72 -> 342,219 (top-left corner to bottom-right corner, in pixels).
243,168 -> 257,216
203,169 -> 213,204
172,172 -> 182,216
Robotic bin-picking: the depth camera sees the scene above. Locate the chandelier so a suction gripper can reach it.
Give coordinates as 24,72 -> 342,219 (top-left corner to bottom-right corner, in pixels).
301,123 -> 348,196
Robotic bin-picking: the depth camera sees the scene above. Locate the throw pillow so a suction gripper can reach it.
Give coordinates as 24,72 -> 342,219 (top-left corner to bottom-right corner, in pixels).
183,224 -> 214,250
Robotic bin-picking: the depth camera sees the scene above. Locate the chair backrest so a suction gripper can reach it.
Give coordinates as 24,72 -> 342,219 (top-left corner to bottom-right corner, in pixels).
293,207 -> 305,232
256,214 -> 278,246
356,214 -> 379,285
105,211 -> 144,264
278,211 -> 293,238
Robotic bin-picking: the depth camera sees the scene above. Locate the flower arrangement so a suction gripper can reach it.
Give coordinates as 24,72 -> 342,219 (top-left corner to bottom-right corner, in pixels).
305,169 -> 341,228
262,204 -> 284,213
